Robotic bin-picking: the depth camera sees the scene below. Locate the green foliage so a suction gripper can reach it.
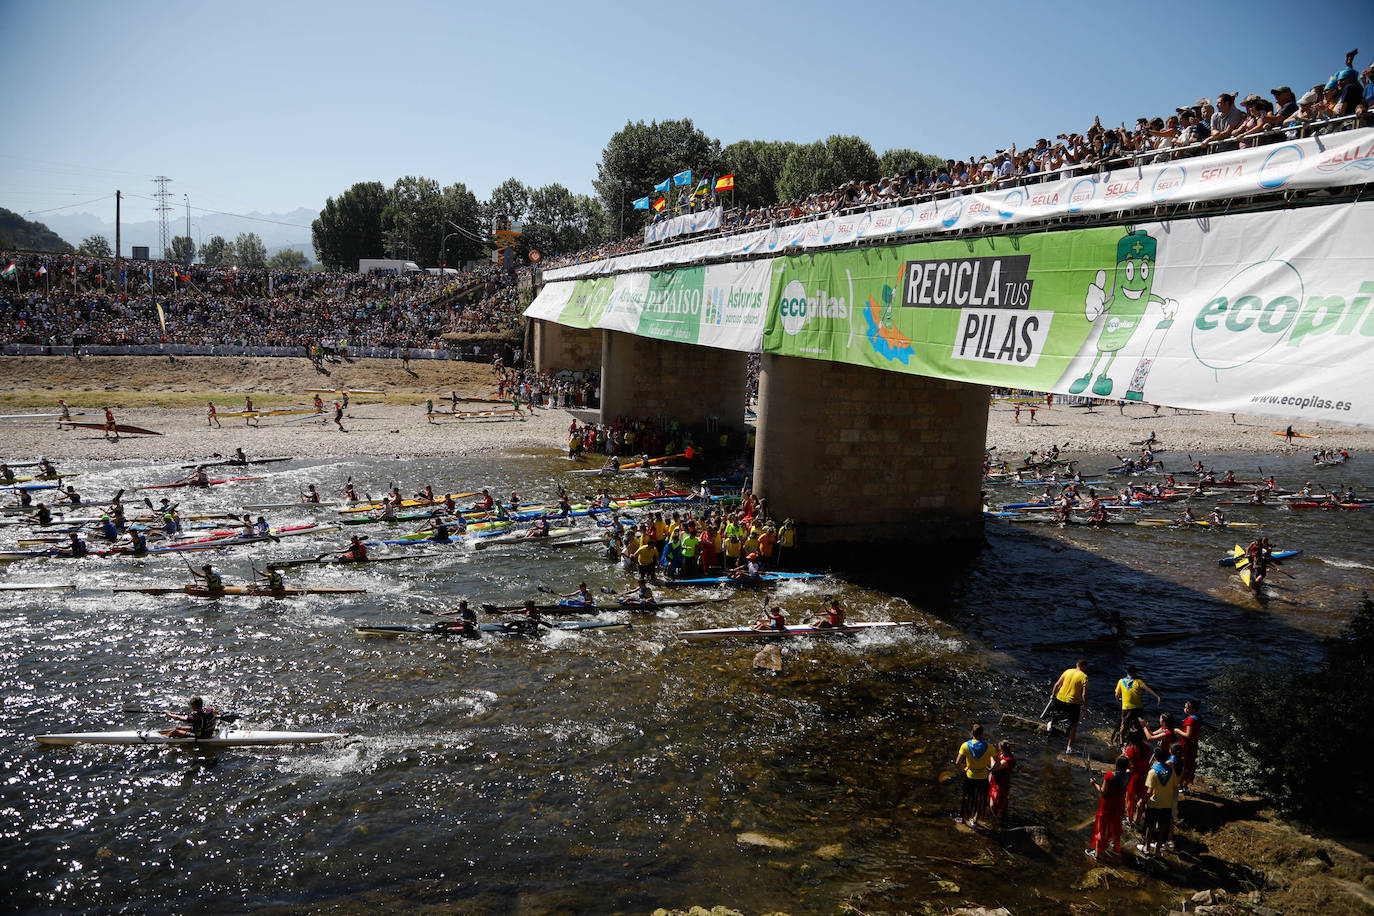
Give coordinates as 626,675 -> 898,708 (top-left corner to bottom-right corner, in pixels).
311,181 -> 388,271
233,232 -> 267,269
720,140 -> 800,209
485,178 -> 532,225
878,147 -> 945,176
777,135 -> 880,201
267,248 -> 308,271
166,235 -> 196,266
593,118 -> 722,239
199,235 -> 230,266
0,207 -> 74,253
77,234 -> 113,258
1206,593 -> 1374,828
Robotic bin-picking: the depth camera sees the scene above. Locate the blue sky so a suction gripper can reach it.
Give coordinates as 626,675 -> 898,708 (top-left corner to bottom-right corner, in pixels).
1,0 -> 1369,234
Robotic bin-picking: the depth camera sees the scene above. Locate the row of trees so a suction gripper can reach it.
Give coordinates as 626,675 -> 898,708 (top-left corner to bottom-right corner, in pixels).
74,231 -> 305,271
310,120 -> 940,270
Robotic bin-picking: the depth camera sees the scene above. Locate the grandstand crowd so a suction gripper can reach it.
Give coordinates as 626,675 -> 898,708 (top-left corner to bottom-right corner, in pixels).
0,253 -> 525,352
543,56 -> 1373,272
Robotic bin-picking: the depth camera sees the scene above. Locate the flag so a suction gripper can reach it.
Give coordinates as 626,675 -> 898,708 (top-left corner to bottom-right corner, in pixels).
653,178 -> 670,194
147,266 -> 154,287
672,169 -> 693,187
694,177 -> 711,197
35,264 -> 47,277
155,301 -> 167,338
632,196 -> 650,210
0,261 -> 15,279
715,174 -> 735,192
652,197 -> 667,212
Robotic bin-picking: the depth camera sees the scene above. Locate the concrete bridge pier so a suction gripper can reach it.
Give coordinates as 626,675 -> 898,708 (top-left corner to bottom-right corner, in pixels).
598,330 -> 747,430
753,354 -> 989,553
532,320 -> 602,374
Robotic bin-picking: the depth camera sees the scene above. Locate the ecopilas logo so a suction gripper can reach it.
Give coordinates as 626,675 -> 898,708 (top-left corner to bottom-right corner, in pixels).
778,279 -> 848,336
1190,261 -> 1374,370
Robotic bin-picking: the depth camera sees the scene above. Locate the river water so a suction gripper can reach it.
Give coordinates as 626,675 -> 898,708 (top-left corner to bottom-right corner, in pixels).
1,450 -> 1369,914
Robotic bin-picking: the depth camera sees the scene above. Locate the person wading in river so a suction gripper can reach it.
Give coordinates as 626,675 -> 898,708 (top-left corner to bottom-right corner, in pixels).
1046,659 -> 1089,753
954,724 -> 995,827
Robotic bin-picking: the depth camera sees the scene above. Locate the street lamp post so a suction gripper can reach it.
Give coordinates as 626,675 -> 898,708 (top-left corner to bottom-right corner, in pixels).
191,224 -> 203,263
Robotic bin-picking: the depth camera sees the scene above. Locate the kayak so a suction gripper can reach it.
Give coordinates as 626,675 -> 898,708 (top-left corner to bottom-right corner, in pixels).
612,453 -> 686,469
136,476 -> 262,491
1008,517 -> 1135,526
1218,549 -> 1300,567
568,466 -> 692,476
273,553 -> 429,569
1135,519 -> 1260,528
355,620 -> 632,637
62,421 -> 163,436
113,585 -> 367,597
662,572 -> 826,586
338,494 -> 478,515
473,527 -> 584,549
1271,431 -> 1318,438
1286,502 -> 1371,510
480,595 -> 730,614
36,728 -> 346,748
680,621 -> 914,642
242,502 -> 338,511
179,457 -> 293,469
0,582 -> 75,591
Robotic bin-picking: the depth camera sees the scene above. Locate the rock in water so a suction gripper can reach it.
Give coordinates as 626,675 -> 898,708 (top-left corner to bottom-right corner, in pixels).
753,644 -> 783,672
735,831 -> 790,850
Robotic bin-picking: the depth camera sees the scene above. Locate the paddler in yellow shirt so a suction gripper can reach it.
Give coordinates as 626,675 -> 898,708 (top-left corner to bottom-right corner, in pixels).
742,526 -> 761,558
1045,659 -> 1089,753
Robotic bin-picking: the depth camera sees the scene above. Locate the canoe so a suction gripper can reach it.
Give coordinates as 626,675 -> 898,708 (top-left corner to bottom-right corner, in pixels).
136,476 -> 262,491
662,572 -> 825,586
1217,549 -> 1300,567
113,585 -> 367,597
61,421 -> 163,436
35,728 -> 346,747
354,620 -> 632,637
680,621 -> 914,642
480,595 -> 730,614
0,582 -> 75,591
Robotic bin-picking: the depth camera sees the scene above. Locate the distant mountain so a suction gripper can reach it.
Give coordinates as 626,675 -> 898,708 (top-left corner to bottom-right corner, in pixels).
30,206 -> 318,259
0,207 -> 76,253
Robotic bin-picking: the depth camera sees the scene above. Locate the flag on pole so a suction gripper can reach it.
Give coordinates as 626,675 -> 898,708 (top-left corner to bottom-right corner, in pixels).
0,261 -> 15,279
35,263 -> 47,277
632,196 -> 650,210
714,174 -> 735,192
652,197 -> 667,212
155,302 -> 167,338
672,169 -> 693,187
693,176 -> 711,197
653,178 -> 670,194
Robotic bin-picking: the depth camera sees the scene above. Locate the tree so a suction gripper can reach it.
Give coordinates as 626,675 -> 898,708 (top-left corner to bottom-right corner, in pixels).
166,235 -> 195,265
77,234 -> 112,258
233,232 -> 267,268
0,207 -> 74,253
484,178 -> 532,226
776,135 -> 880,201
267,248 -> 308,271
376,176 -> 483,269
879,147 -> 945,176
592,118 -> 722,240
199,235 -> 230,266
524,183 -> 602,258
311,180 -> 388,271
721,140 -> 800,209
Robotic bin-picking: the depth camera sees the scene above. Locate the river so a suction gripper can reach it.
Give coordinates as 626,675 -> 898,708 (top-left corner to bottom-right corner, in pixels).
1,450 -> 1369,914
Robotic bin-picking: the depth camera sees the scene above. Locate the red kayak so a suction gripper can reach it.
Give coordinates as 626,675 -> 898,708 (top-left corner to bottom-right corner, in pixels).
1286,501 -> 1371,510
625,488 -> 692,500
136,477 -> 262,491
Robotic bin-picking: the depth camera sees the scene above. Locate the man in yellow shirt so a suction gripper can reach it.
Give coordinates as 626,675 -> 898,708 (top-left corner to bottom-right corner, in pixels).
634,539 -> 659,581
1113,664 -> 1161,743
954,723 -> 995,827
1046,659 -> 1089,753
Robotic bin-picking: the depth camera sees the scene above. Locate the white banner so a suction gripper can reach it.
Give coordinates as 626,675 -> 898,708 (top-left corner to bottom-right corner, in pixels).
549,127 -> 1374,282
643,206 -> 723,245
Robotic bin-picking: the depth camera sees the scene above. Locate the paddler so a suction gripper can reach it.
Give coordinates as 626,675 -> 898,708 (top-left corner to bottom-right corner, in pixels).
1209,506 -> 1227,526
425,511 -> 452,543
753,605 -> 787,632
254,516 -> 270,536
207,402 -> 222,428
253,563 -> 287,595
303,484 -> 321,503
470,489 -> 494,511
166,696 -> 218,739
34,502 -> 52,527
58,398 -> 71,422
619,580 -> 656,607
560,582 -> 595,607
508,492 -> 521,514
103,405 -> 118,439
65,530 -> 89,557
127,527 -> 149,557
730,552 -> 763,581
379,495 -> 397,521
341,535 -> 368,563
38,458 -> 58,478
98,515 -> 119,540
415,485 -> 436,503
191,563 -> 225,594
333,401 -> 345,432
602,455 -> 619,471
239,514 -> 256,537
344,481 -> 359,503
231,447 -> 247,465
56,485 -> 82,507
313,393 -> 324,413
183,465 -> 210,487
523,517 -> 551,539
507,600 -> 552,635
437,599 -> 478,634
0,463 -> 14,483
811,597 -> 846,629
1175,506 -> 1196,525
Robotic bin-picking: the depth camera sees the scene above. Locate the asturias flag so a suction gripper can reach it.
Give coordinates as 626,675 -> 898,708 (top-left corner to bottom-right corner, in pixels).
652,197 -> 667,212
653,178 -> 671,194
672,169 -> 693,187
715,174 -> 735,192
0,261 -> 15,279
632,196 -> 651,210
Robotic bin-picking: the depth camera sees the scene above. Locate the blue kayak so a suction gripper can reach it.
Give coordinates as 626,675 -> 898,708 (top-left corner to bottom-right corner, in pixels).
1217,549 -> 1300,567
663,572 -> 825,587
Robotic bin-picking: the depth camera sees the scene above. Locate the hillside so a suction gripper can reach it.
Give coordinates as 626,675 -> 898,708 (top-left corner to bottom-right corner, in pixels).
0,207 -> 75,254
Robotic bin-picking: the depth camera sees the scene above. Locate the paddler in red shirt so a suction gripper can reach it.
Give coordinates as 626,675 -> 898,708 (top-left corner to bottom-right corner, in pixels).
811,597 -> 845,629
753,606 -> 787,632
103,405 -> 118,439
340,534 -> 368,563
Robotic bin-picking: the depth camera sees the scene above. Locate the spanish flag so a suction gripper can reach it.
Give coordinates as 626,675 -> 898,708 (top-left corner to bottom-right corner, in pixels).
652,197 -> 667,212
715,174 -> 734,192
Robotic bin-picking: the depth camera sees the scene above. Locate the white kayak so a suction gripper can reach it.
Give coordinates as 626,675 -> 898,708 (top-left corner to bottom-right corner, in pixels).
679,621 -> 915,642
36,728 -> 347,747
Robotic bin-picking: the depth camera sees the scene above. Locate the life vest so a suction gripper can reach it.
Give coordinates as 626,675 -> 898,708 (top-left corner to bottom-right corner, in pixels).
204,571 -> 223,590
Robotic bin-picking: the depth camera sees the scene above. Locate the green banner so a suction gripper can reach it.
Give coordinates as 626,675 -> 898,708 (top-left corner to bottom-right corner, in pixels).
640,266 -> 704,343
762,228 -> 1127,390
557,276 -> 615,329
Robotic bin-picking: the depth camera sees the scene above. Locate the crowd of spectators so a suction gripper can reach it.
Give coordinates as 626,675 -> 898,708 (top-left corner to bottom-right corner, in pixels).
541,55 -> 1373,272
495,365 -> 599,410
0,253 -> 526,352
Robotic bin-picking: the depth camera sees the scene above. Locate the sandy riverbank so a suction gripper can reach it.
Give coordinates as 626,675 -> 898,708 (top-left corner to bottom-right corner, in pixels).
2,356 -> 1373,463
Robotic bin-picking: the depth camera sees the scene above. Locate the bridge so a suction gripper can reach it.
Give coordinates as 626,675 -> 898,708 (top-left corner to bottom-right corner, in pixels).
526,128 -> 1374,553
